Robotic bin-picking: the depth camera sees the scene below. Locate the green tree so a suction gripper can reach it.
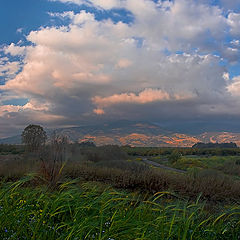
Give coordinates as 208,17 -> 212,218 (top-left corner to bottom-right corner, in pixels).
21,124 -> 47,152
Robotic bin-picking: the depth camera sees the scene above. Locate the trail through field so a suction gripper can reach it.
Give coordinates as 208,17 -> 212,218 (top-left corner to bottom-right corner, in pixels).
142,158 -> 186,173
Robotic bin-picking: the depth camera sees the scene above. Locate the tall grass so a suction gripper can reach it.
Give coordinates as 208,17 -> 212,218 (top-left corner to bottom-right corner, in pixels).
0,155 -> 39,181
63,161 -> 240,202
1,156 -> 240,202
0,177 -> 240,239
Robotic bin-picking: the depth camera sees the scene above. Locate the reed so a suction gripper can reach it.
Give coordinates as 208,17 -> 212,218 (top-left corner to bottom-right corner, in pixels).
0,177 -> 239,239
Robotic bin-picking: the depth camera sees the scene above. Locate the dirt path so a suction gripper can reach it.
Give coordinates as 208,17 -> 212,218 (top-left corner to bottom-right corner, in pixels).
142,158 -> 186,174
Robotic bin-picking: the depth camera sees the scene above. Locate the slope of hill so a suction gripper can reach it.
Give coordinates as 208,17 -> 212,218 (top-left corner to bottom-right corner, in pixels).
198,132 -> 240,147
1,121 -> 240,147
0,135 -> 22,145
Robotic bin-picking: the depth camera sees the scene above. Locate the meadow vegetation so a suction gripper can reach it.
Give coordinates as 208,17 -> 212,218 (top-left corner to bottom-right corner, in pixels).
0,177 -> 240,240
0,140 -> 240,239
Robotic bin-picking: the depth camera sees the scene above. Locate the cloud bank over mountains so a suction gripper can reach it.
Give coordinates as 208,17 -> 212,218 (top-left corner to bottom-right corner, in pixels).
1,0 -> 240,137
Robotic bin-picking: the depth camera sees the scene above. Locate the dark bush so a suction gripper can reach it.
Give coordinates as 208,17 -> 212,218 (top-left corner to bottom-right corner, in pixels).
236,159 -> 240,165
80,145 -> 128,162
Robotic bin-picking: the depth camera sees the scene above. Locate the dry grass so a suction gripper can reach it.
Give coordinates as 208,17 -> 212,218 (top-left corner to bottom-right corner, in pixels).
0,154 -> 39,181
1,145 -> 240,203
215,161 -> 240,177
63,161 -> 240,203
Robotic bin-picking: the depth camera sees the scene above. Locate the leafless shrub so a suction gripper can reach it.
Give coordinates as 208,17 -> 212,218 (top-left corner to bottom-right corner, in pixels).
39,133 -> 68,188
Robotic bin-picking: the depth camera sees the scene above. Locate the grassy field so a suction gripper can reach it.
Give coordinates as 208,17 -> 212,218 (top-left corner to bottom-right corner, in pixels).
0,144 -> 240,239
149,152 -> 240,179
0,177 -> 240,240
125,146 -> 240,179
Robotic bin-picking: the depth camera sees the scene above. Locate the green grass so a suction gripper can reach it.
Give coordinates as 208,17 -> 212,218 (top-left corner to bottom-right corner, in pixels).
171,156 -> 225,170
150,155 -> 240,178
1,146 -> 240,239
0,177 -> 240,240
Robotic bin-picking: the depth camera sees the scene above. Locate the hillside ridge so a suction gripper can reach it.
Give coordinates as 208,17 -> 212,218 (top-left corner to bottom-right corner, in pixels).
1,121 -> 240,147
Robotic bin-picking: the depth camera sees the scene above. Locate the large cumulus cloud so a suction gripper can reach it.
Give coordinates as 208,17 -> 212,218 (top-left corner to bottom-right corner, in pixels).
1,0 -> 240,136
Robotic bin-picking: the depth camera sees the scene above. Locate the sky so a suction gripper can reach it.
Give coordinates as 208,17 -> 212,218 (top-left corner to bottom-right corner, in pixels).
1,0 -> 240,137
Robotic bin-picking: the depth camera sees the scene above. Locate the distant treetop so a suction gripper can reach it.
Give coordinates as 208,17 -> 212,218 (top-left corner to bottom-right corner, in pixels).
79,141 -> 96,147
21,124 -> 47,152
192,142 -> 237,149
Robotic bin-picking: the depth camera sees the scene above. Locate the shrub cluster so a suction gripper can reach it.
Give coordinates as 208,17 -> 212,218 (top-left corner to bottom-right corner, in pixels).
0,144 -> 24,155
124,146 -> 240,157
1,143 -> 240,203
63,161 -> 240,203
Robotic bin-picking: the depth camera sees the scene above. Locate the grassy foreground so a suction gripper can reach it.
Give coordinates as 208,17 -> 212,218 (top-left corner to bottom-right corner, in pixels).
0,177 -> 240,240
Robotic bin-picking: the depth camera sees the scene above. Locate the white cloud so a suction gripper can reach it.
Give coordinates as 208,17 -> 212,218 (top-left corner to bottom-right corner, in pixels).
0,60 -> 22,78
0,105 -> 22,117
1,0 -> 240,134
50,0 -> 84,5
115,59 -> 132,69
50,10 -> 95,24
228,12 -> 240,36
52,0 -> 227,52
4,43 -> 26,56
227,76 -> 240,96
93,108 -> 105,115
88,0 -> 122,10
16,28 -> 23,34
51,0 -> 122,9
92,88 -> 196,114
93,88 -> 171,107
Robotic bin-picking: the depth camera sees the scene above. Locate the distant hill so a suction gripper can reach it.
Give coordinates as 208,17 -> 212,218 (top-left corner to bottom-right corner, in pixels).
0,135 -> 22,145
0,120 -> 240,147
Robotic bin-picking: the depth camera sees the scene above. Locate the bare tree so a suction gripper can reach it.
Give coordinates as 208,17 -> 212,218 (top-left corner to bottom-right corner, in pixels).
39,132 -> 68,188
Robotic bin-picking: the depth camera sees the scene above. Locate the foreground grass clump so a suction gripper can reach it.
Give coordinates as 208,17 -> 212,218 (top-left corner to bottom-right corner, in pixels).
0,178 -> 240,240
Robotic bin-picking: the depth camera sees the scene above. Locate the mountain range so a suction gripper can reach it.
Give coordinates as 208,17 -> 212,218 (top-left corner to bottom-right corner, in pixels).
1,120 -> 240,147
